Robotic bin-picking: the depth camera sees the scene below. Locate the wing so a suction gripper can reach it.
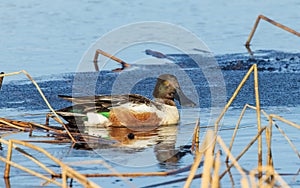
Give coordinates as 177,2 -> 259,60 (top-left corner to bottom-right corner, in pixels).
58,94 -> 155,110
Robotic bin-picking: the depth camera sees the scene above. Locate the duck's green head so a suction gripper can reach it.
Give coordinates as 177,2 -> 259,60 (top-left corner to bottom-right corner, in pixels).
152,74 -> 196,107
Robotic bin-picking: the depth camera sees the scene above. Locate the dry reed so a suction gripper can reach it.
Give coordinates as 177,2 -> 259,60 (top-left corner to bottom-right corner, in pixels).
0,139 -> 100,188
93,49 -> 130,71
0,71 -> 76,142
245,14 -> 300,48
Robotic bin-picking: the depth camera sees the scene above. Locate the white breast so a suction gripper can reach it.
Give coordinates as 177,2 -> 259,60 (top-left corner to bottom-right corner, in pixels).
157,105 -> 179,125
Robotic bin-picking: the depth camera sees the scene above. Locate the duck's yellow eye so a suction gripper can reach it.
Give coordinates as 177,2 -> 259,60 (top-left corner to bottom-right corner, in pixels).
163,81 -> 169,86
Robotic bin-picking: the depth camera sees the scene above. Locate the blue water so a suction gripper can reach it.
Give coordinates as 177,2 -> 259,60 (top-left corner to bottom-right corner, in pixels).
0,1 -> 300,187
1,0 -> 300,78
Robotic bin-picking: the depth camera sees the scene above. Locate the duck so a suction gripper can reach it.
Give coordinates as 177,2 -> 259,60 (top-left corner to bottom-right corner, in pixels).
56,74 -> 196,128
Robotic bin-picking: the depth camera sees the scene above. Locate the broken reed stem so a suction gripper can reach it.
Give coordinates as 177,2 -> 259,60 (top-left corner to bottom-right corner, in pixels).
240,104 -> 269,119
222,66 -> 263,178
93,49 -> 130,71
245,15 -> 261,48
269,114 -> 300,130
1,139 -> 57,177
22,140 -> 71,144
249,166 -> 290,187
269,114 -> 300,158
53,171 -> 184,178
0,118 -> 65,135
218,137 -> 246,176
214,64 -> 263,175
62,168 -> 68,188
266,126 -> 274,170
226,104 -> 249,162
259,172 -> 274,187
245,14 -> 300,47
226,103 -> 270,162
30,122 -> 65,134
225,161 -> 235,187
41,178 -> 57,186
184,150 -> 204,187
201,131 -> 214,188
4,140 -> 13,178
0,156 -> 63,186
191,119 -> 200,152
9,139 -> 65,166
217,136 -> 250,187
4,178 -> 11,188
274,124 -> 300,158
0,70 -> 76,143
254,64 -> 263,179
61,165 -> 100,188
214,64 -> 255,133
0,119 -> 26,131
0,118 -> 32,128
184,130 -> 214,188
212,151 -> 221,188
0,140 -> 62,186
220,127 -> 267,179
0,139 -> 100,188
228,103 -> 300,173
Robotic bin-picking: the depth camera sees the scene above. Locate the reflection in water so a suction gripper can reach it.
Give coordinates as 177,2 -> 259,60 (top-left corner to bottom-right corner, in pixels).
81,125 -> 190,166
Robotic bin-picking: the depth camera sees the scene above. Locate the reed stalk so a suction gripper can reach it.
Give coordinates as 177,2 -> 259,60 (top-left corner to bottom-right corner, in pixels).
0,119 -> 27,131
269,114 -> 300,130
266,126 -> 274,181
274,124 -> 300,158
226,104 -> 249,162
184,130 -> 213,188
253,64 -> 263,179
220,127 -> 267,179
93,49 -> 130,71
249,166 -> 290,188
0,71 -> 76,142
201,131 -> 214,188
0,139 -> 100,187
212,151 -> 221,188
214,64 -> 255,133
245,15 -> 300,47
217,136 -> 250,188
4,140 -> 13,178
191,119 -> 200,152
0,155 -> 62,186
1,139 -> 57,177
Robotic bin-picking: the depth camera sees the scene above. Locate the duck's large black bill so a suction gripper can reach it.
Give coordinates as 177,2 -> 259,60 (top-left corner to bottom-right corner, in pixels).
175,88 -> 196,107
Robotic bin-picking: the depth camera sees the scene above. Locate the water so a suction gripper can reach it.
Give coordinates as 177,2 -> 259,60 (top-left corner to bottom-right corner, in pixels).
0,0 -> 300,187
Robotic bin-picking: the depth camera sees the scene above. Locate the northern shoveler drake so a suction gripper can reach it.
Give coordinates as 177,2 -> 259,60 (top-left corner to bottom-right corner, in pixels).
56,74 -> 196,128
